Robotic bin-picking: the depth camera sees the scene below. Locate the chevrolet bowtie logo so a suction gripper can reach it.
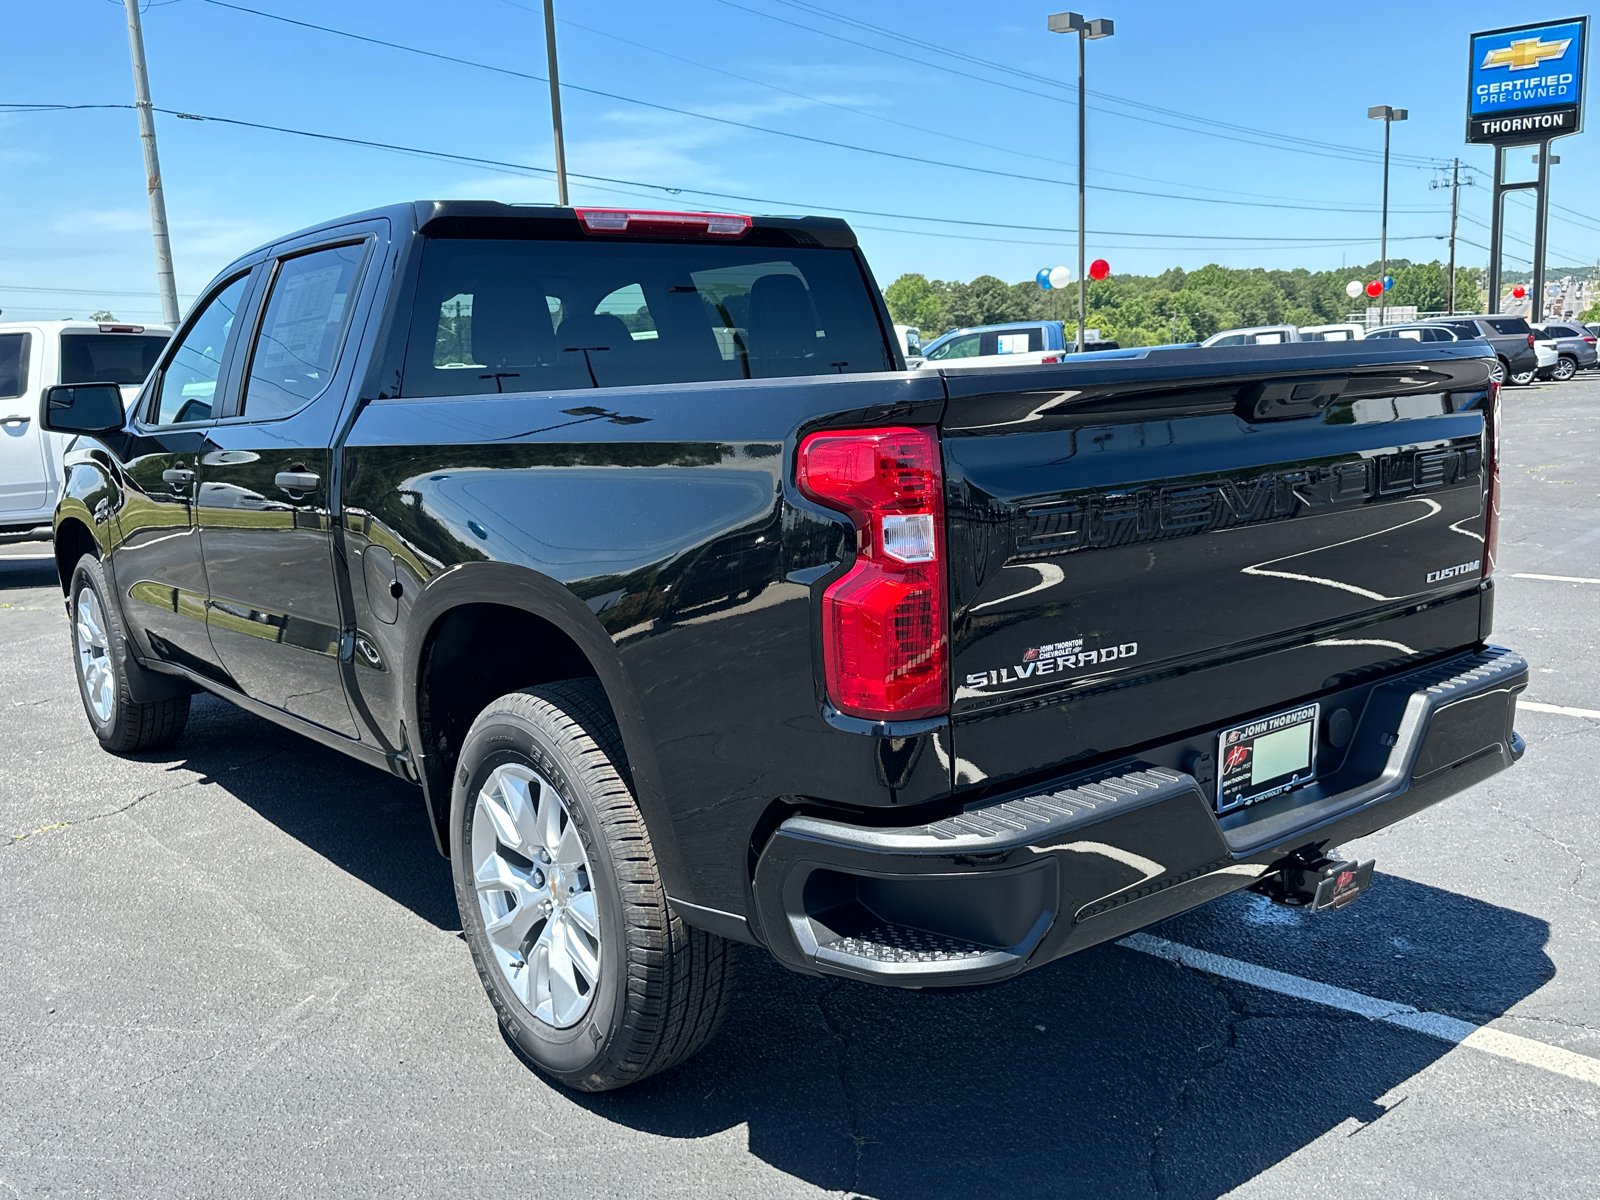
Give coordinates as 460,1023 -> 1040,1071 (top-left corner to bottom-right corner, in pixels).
1481,36 -> 1572,72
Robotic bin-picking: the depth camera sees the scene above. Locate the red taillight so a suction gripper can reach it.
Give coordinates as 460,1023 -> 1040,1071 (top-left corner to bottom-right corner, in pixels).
98,323 -> 144,333
575,208 -> 751,238
1482,380 -> 1501,580
1040,354 -> 1061,363
1585,337 -> 1596,346
1528,333 -> 1536,348
797,426 -> 948,720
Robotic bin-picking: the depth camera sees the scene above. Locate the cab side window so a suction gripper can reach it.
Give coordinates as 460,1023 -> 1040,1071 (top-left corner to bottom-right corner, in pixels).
926,333 -> 981,361
0,333 -> 30,399
241,243 -> 367,419
153,274 -> 250,425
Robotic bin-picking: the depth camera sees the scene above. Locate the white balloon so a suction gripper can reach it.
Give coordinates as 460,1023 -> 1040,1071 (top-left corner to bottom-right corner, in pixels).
1048,265 -> 1072,289
1345,279 -> 1364,299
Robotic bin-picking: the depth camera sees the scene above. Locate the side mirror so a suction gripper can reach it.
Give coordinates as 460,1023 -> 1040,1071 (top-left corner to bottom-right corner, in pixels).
40,383 -> 125,435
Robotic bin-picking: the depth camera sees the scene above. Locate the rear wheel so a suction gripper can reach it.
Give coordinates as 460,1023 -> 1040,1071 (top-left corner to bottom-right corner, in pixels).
450,680 -> 739,1091
1552,355 -> 1577,381
69,557 -> 190,753
1509,365 -> 1536,385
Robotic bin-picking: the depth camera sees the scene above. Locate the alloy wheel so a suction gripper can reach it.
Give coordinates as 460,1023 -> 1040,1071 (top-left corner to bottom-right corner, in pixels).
75,587 -> 115,723
1553,357 -> 1576,381
1489,359 -> 1507,384
470,762 -> 601,1028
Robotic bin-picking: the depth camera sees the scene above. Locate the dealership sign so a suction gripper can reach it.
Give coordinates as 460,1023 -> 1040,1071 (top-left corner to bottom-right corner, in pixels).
1468,17 -> 1587,143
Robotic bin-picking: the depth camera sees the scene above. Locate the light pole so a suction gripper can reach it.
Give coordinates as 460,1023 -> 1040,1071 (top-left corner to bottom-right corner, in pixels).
1367,105 -> 1407,326
1049,12 -> 1114,354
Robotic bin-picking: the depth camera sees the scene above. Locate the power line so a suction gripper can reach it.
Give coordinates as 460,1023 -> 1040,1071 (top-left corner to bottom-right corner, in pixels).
712,0 -> 1449,170
196,1 -> 1445,214
764,0 -> 1452,169
492,0 -> 1443,216
1,102 -> 1421,244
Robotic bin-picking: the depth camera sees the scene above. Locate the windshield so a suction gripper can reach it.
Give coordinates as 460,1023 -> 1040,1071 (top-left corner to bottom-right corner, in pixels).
402,237 -> 892,395
59,333 -> 170,386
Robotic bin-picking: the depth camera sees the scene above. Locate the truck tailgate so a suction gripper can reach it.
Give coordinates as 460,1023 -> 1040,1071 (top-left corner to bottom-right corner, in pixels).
938,342 -> 1496,790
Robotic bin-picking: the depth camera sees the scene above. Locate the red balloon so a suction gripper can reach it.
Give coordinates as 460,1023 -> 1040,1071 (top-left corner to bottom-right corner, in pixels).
1089,258 -> 1110,281
1366,280 -> 1383,298
1512,285 -> 1527,299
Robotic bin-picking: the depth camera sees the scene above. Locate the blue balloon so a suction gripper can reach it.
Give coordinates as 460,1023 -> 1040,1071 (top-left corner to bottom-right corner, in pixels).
1036,268 -> 1053,290
1382,275 -> 1394,291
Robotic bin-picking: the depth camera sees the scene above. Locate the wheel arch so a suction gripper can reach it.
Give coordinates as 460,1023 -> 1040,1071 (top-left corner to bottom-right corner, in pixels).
402,562 -> 687,895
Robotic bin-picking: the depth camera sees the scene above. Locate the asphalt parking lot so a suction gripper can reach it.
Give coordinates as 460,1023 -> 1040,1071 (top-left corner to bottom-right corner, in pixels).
3,377 -> 1597,1199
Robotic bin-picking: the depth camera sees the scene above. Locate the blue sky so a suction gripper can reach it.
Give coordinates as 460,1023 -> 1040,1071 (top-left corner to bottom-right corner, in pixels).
3,0 -> 1597,322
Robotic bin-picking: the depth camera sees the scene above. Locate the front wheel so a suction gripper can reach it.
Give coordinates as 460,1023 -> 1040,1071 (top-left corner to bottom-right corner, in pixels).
1552,355 -> 1577,381
450,680 -> 739,1091
1489,357 -> 1508,385
69,557 -> 190,753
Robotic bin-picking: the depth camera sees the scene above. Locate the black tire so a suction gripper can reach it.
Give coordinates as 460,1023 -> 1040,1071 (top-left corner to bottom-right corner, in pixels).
68,557 -> 190,753
1509,365 -> 1536,386
1553,355 -> 1577,381
450,679 -> 739,1092
1489,357 -> 1508,385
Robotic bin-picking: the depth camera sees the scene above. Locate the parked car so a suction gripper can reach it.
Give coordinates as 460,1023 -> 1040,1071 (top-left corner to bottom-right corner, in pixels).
1363,324 -> 1460,343
920,320 -> 1118,367
1530,334 -> 1560,383
893,323 -> 923,359
1200,324 -> 1300,347
1419,315 -> 1539,385
44,201 -> 1525,1092
1298,323 -> 1365,342
0,320 -> 170,539
1531,321 -> 1598,379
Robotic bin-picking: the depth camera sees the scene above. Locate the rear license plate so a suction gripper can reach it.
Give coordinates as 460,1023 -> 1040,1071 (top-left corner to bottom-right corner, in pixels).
1216,702 -> 1319,813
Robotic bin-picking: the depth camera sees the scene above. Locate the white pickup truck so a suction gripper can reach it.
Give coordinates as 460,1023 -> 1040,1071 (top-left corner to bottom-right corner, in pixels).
0,320 -> 170,538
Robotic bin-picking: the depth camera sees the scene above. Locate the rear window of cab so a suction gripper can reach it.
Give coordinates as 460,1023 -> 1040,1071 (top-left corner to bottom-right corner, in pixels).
400,238 -> 893,396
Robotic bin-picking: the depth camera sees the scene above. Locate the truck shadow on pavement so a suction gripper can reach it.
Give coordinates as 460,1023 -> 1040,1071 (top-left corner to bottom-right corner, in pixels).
155,695 -> 1553,1200
578,877 -> 1554,1200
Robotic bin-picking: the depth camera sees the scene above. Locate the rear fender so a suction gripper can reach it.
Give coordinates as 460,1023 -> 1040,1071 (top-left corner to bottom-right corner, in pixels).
402,561 -> 686,893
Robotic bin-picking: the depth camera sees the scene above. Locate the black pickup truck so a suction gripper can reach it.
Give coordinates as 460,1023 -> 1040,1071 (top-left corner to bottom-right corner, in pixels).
44,202 -> 1526,1092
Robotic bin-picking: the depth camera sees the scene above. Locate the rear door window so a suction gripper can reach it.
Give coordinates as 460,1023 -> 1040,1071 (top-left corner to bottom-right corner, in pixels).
401,238 -> 892,396
1485,317 -> 1532,335
0,333 -> 29,399
59,334 -> 169,386
241,242 -> 367,418
1442,321 -> 1484,339
926,333 -> 980,361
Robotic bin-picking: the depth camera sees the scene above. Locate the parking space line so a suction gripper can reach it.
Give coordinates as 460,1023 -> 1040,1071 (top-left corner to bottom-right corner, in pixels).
1118,933 -> 1600,1089
1510,573 -> 1600,585
1519,701 -> 1600,719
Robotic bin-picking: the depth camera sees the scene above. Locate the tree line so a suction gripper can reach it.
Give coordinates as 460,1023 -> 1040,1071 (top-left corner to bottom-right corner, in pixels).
884,259 -> 1489,346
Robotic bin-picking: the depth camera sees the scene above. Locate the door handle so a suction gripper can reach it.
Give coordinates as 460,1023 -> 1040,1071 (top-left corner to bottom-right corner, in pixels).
275,470 -> 320,494
162,467 -> 195,486
2,416 -> 29,427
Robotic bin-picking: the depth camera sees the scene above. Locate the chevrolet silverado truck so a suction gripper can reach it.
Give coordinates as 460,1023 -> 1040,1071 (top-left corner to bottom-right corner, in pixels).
44,202 -> 1525,1092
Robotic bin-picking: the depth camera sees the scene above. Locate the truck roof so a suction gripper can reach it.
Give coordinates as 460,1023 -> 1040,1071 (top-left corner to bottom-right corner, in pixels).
223,201 -> 861,272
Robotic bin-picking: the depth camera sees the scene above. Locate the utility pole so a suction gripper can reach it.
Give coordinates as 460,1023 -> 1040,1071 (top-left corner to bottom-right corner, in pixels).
542,0 -> 569,206
122,0 -> 180,327
1447,158 -> 1460,314
1048,12 -> 1114,354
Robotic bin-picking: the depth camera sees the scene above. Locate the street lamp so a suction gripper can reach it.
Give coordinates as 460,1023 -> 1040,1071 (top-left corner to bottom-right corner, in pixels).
1368,105 -> 1407,326
1049,11 -> 1114,354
